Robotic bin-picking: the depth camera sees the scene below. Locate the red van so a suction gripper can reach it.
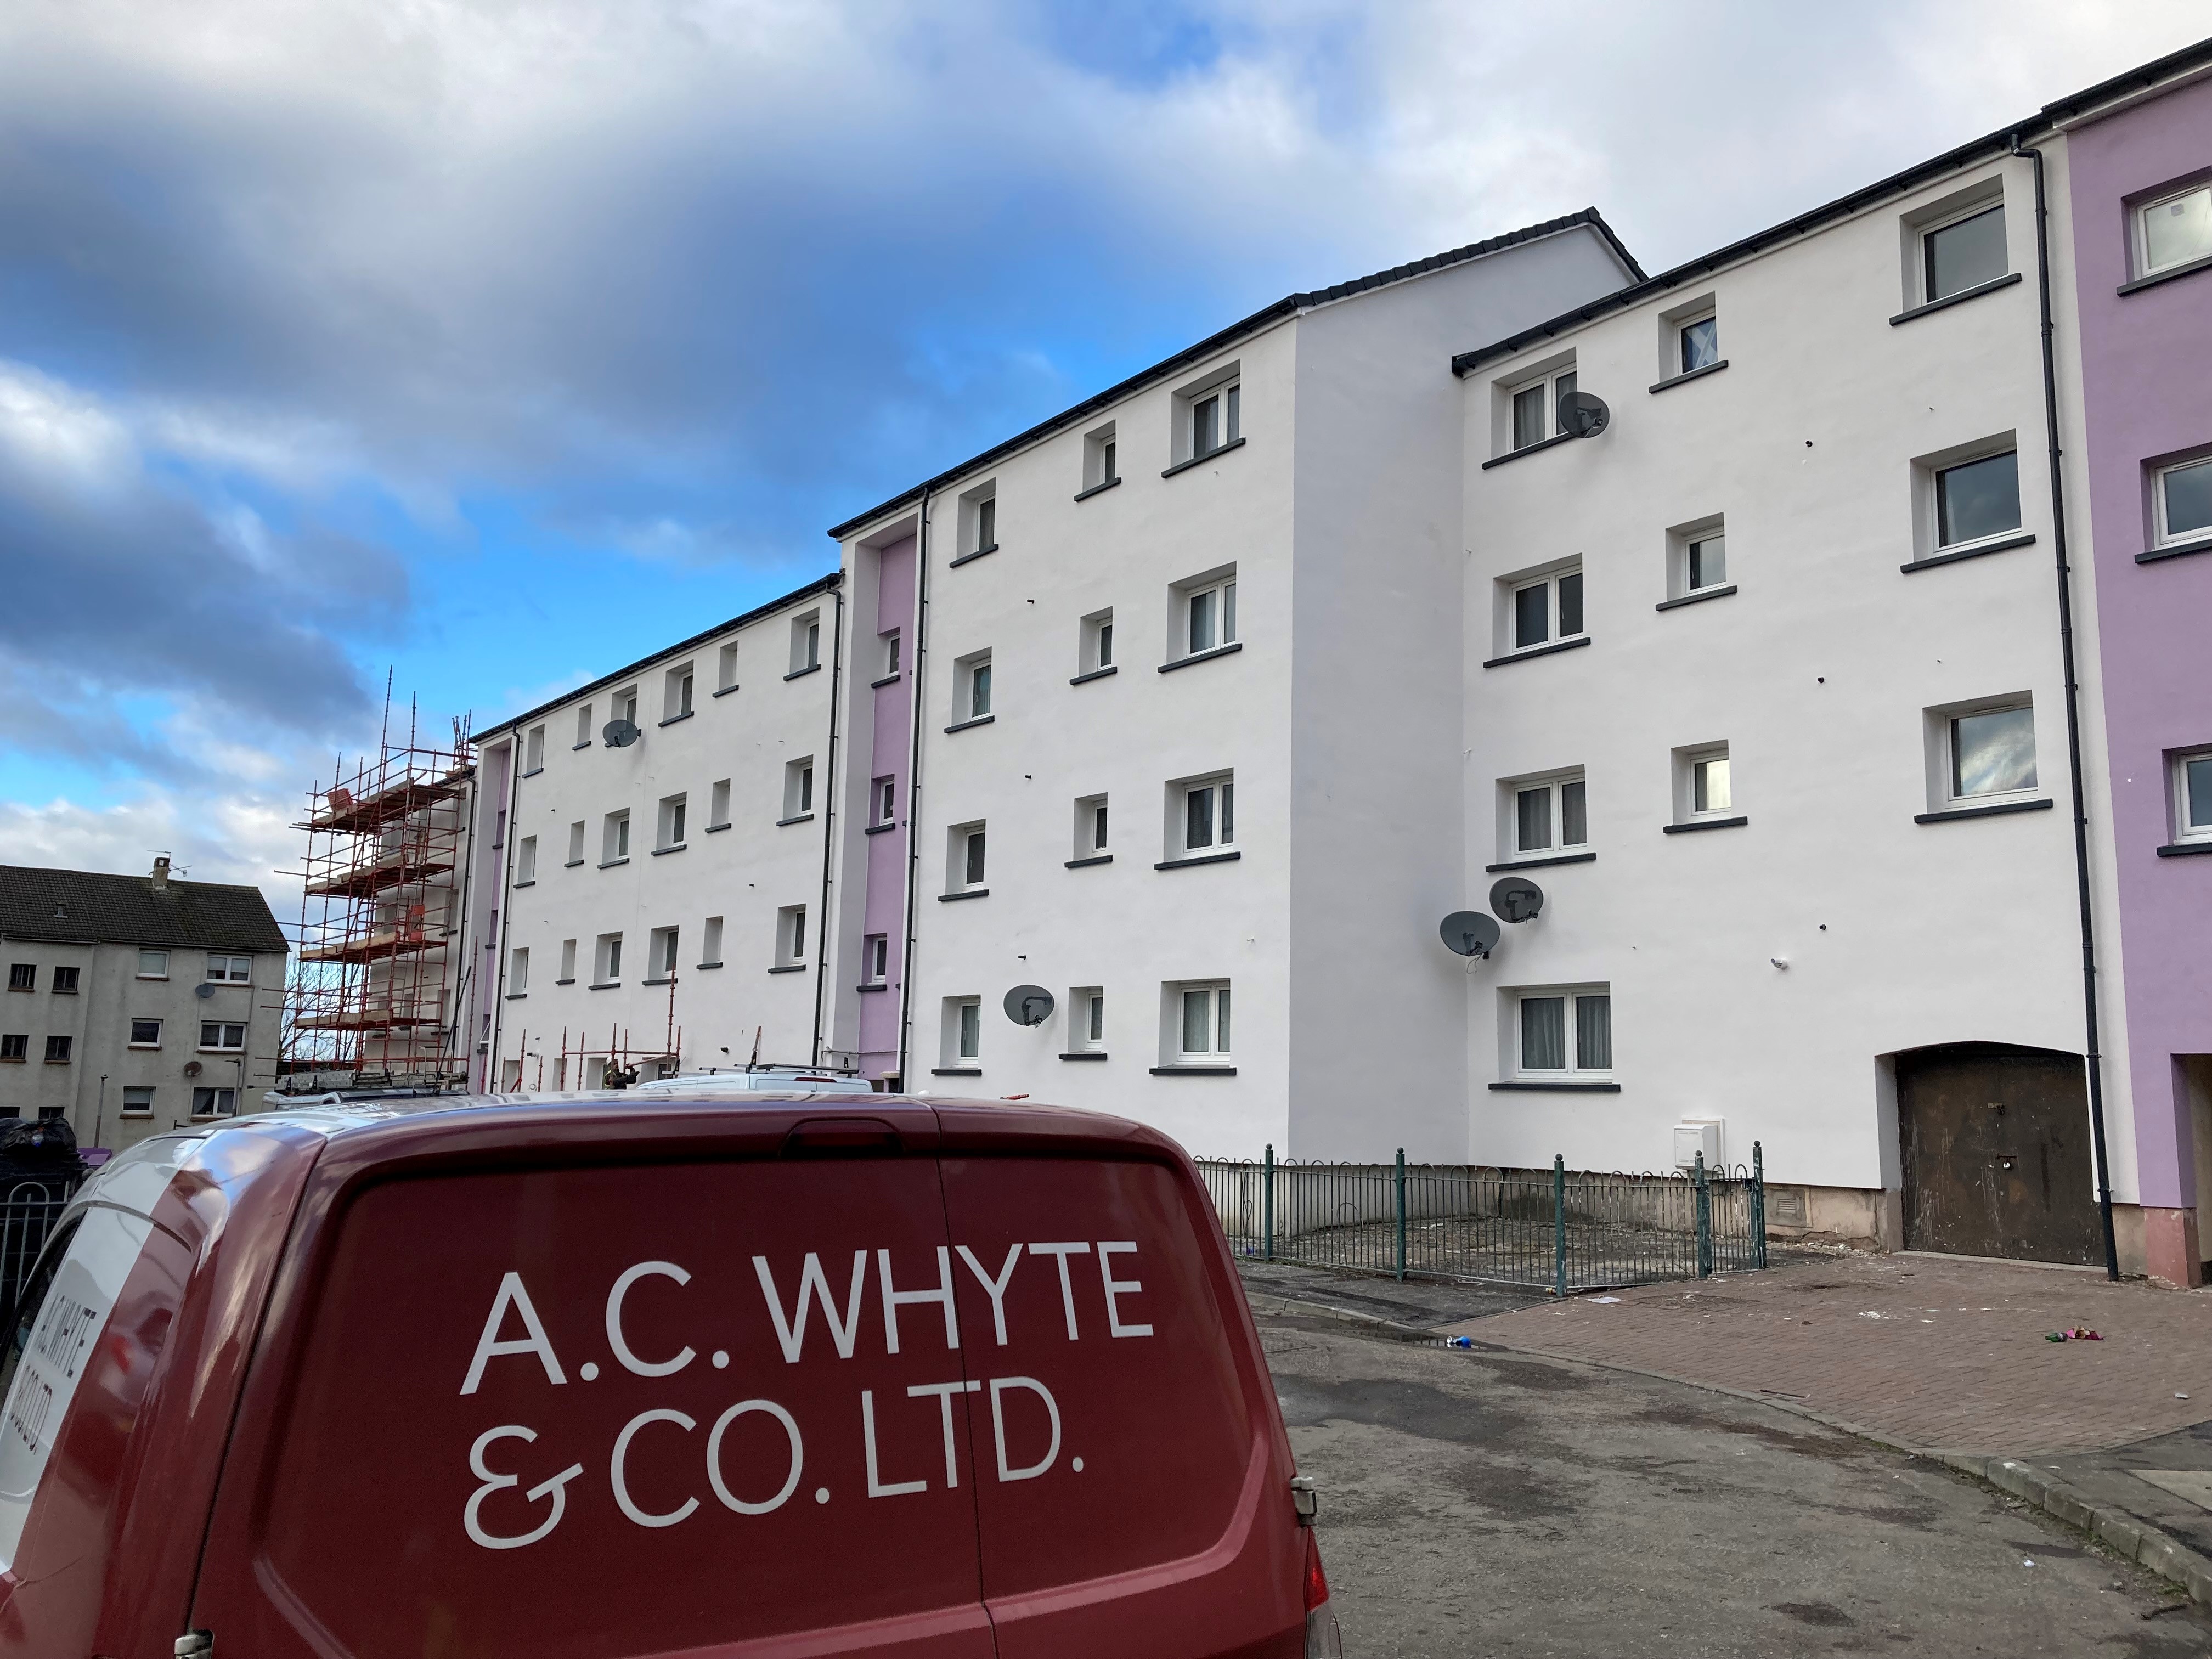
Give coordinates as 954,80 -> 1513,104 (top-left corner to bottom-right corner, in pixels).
0,1093 -> 1342,1658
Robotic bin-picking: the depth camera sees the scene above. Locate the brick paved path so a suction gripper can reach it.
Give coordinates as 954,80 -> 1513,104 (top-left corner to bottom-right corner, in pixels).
1448,1251 -> 2212,1455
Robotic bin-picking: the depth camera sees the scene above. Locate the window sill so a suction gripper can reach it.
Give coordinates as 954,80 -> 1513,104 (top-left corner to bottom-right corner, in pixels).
598,857 -> 630,869
1150,1065 -> 1236,1076
1914,798 -> 2053,825
865,821 -> 901,836
651,843 -> 686,856
784,663 -> 822,681
931,1067 -> 981,1077
1482,635 -> 1590,669
944,714 -> 996,734
0,1058 -> 20,1064
856,982 -> 889,992
196,1050 -> 245,1057
1656,583 -> 1737,612
705,822 -> 731,834
135,975 -> 170,983
565,858 -> 585,868
1161,437 -> 1246,479
948,544 -> 998,569
589,981 -> 621,990
1060,1051 -> 1108,1061
119,1112 -> 153,1120
1888,270 -> 2022,325
870,672 -> 901,689
2138,534 -> 2212,565
2156,841 -> 2212,858
1647,359 -> 1729,394
939,888 -> 990,902
1901,531 -> 2034,572
513,878 -> 536,889
1070,664 -> 1119,686
768,964 -> 808,975
521,766 -> 545,778
1485,851 -> 1596,873
554,978 -> 576,985
696,960 -> 724,970
52,988 -> 79,996
504,992 -> 528,1001
713,683 -> 740,698
777,812 -> 816,827
658,711 -> 694,727
573,740 -> 592,751
1487,1080 -> 1622,1093
127,1043 -> 161,1051
1664,815 -> 1748,834
1065,854 -> 1114,868
1158,641 -> 1243,674
1481,431 -> 1577,470
641,976 -> 672,987
1156,850 -> 1240,871
1073,477 -> 1122,503
2118,252 -> 2212,296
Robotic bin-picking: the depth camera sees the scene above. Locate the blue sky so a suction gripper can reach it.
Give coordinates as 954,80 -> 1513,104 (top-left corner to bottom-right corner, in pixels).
1,0 -> 2205,905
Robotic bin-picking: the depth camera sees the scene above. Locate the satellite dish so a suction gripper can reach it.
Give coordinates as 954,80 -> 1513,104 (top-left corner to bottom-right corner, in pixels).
1489,876 -> 1545,924
1003,985 -> 1054,1026
183,1060 -> 202,1078
602,719 -> 641,748
1558,390 -> 1610,438
1438,911 -> 1501,959
195,981 -> 216,1000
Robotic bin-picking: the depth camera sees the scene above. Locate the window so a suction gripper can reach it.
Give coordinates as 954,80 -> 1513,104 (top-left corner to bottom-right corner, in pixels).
648,927 -> 679,980
945,997 -> 982,1065
5,965 -> 30,992
1173,774 -> 1234,859
138,950 -> 168,979
961,825 -> 988,889
657,793 -> 687,849
575,703 -> 595,747
1511,987 -> 1613,1079
567,821 -> 586,865
1946,703 -> 2038,802
791,611 -> 822,675
951,651 -> 992,723
1085,422 -> 1118,490
775,907 -> 807,968
509,947 -> 529,992
1922,202 -> 2007,302
881,631 -> 901,678
559,938 -> 578,981
0,1035 -> 21,1063
1508,363 -> 1578,451
192,1088 -> 238,1118
525,725 -> 545,772
42,1035 -> 70,1064
200,1022 -> 246,1051
782,760 -> 815,821
709,779 -> 732,830
1671,743 -> 1733,823
1072,986 -> 1105,1051
121,1086 -> 154,1116
1180,572 -> 1237,658
602,811 -> 630,864
595,933 -> 623,984
1506,771 -> 1588,859
1665,516 -> 1728,600
1677,312 -> 1719,374
871,776 -> 896,827
2154,457 -> 2212,549
49,966 -> 77,995
2136,182 -> 2212,279
664,664 -> 695,721
975,495 -> 996,554
717,641 -> 740,691
701,916 -> 724,967
863,934 -> 889,985
515,836 -> 538,883
1179,371 -> 1240,462
492,808 -> 506,849
614,686 -> 639,728
1936,450 -> 2022,549
1173,982 -> 1231,1063
1081,608 -> 1115,674
1504,563 -> 1584,652
2174,751 -> 2212,846
1074,793 -> 1109,858
129,1019 -> 161,1047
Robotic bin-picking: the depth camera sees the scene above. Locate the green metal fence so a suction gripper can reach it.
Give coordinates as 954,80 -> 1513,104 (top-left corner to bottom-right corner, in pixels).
1197,1145 -> 1769,1295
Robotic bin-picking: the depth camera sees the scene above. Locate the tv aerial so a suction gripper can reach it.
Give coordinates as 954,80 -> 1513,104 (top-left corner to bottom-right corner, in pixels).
1438,911 -> 1501,960
1558,390 -> 1610,439
1003,985 -> 1054,1026
1489,876 -> 1545,924
602,719 -> 641,748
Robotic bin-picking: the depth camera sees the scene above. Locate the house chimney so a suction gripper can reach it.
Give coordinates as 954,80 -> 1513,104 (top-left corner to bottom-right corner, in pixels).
150,855 -> 171,894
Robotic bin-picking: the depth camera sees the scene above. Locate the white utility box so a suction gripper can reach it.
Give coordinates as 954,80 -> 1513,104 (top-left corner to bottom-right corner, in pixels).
1672,1120 -> 1723,1171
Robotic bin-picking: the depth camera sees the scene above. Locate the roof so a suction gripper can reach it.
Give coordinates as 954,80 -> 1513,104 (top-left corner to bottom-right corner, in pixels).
826,209 -> 1645,541
0,865 -> 289,955
475,569 -> 842,741
1451,35 -> 2212,376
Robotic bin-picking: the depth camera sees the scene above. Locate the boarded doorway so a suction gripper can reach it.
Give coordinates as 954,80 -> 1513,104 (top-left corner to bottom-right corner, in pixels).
1897,1042 -> 2099,1264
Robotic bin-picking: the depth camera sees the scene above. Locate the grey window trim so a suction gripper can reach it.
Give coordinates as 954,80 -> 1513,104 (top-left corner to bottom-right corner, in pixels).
597,857 -> 630,869
1157,642 -> 1243,675
696,961 -> 724,969
1888,270 -> 2022,325
1901,531 -> 2036,573
572,740 -> 592,751
1481,431 -> 1576,470
552,977 -> 575,986
642,976 -> 672,987
2118,251 -> 2212,296
712,683 -> 740,698
2137,534 -> 2212,565
856,982 -> 890,992
783,663 -> 822,681
657,711 -> 693,727
2157,842 -> 2212,858
1161,437 -> 1246,478
520,766 -> 545,778
1655,584 -> 1738,612
944,714 -> 996,733
1059,1051 -> 1108,1060
1155,850 -> 1242,871
1913,798 -> 2053,825
768,964 -> 807,974
1149,1065 -> 1237,1076
947,544 -> 998,569
939,888 -> 990,902
504,991 -> 528,1001
930,1066 -> 982,1077
512,879 -> 536,889
864,822 -> 899,836
1487,1081 -> 1623,1093
1070,665 -> 1120,686
705,822 -> 732,834
650,844 -> 687,856
589,980 -> 621,990
1663,815 -> 1748,834
1482,636 -> 1592,670
1647,359 -> 1729,394
870,672 -> 901,689
776,812 -> 816,827
1484,851 -> 1596,873
1065,854 -> 1114,868
1073,477 -> 1122,502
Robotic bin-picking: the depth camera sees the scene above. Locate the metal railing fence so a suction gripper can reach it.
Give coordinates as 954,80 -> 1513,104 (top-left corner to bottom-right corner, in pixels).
1198,1145 -> 1768,1295
0,1176 -> 81,1325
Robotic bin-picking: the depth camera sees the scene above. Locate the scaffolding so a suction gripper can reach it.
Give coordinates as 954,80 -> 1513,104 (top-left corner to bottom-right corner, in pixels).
279,693 -> 475,1091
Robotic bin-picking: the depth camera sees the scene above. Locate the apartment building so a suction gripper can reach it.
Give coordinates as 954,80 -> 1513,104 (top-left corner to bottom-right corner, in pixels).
0,859 -> 287,1148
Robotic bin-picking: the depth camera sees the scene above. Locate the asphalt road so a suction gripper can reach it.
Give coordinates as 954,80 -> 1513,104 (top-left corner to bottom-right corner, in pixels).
1261,1308 -> 2212,1658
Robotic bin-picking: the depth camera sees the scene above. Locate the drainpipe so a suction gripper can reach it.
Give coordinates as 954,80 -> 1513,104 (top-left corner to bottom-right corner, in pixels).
2011,134 -> 2119,1282
811,582 -> 846,1068
894,489 -> 933,1090
483,739 -> 523,1093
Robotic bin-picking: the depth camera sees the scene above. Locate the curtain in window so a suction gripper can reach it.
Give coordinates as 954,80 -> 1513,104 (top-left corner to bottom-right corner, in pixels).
1576,995 -> 1612,1070
1521,997 -> 1566,1069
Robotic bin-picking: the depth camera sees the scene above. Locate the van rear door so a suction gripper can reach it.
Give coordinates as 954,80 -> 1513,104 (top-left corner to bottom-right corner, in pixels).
189,1107 -> 995,1658
933,1118 -> 1307,1658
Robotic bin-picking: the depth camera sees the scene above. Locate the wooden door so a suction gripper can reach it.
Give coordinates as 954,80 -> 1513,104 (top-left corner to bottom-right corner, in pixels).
1898,1043 -> 2100,1264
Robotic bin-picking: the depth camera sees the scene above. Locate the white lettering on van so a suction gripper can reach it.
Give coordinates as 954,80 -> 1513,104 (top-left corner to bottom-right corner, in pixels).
754,1251 -> 868,1363
606,1261 -> 698,1378
1097,1242 -> 1154,1338
707,1400 -> 805,1515
464,1425 -> 584,1549
610,1408 -> 701,1528
907,1379 -> 981,1487
1027,1242 -> 1091,1340
954,1243 -> 1023,1345
460,1272 -> 568,1396
860,1388 -> 928,1497
878,1246 -> 960,1355
988,1377 -> 1062,1482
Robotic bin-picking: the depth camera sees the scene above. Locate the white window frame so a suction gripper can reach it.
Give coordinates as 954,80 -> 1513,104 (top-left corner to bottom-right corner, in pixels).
120,1086 -> 155,1118
509,946 -> 529,993
1503,770 -> 1588,861
524,725 -> 546,772
863,934 -> 889,986
602,811 -> 630,864
648,926 -> 680,981
871,776 -> 896,827
128,1018 -> 162,1049
2133,180 -> 2212,280
575,703 -> 594,748
944,996 -> 982,1065
199,1021 -> 247,1053
1071,985 -> 1105,1052
1505,362 -> 1579,453
1931,448 -> 2023,553
709,779 -> 732,831
881,631 -> 901,678
1672,742 -> 1733,823
1084,422 -> 1119,490
1178,573 -> 1237,658
1502,561 -> 1584,654
192,1087 -> 239,1119
137,950 -> 168,980
774,907 -> 807,968
664,663 -> 695,721
204,953 -> 252,983
701,916 -> 724,968
1188,380 -> 1239,461
952,651 -> 993,723
2153,456 -> 2212,550
1507,985 -> 1613,1081
515,836 -> 537,884
566,820 -> 586,865
657,793 -> 687,849
2173,749 -> 2212,846
782,760 -> 815,821
1080,608 -> 1115,673
1916,195 -> 2008,305
791,611 -> 822,675
1169,980 -> 1232,1065
613,686 -> 639,729
558,938 -> 577,982
947,822 -> 988,894
958,484 -> 998,558
595,932 -> 623,985
1074,793 -> 1109,859
1675,309 -> 1719,375
1170,773 -> 1234,860
1930,697 -> 2041,809
716,641 -> 740,691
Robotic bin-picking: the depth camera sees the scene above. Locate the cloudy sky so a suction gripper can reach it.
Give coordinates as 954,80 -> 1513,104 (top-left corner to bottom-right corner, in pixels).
1,0 -> 2204,911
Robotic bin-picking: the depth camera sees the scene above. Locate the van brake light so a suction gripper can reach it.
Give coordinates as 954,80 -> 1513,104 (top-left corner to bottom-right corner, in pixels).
783,1118 -> 902,1155
1303,1533 -> 1343,1658
1304,1532 -> 1329,1612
